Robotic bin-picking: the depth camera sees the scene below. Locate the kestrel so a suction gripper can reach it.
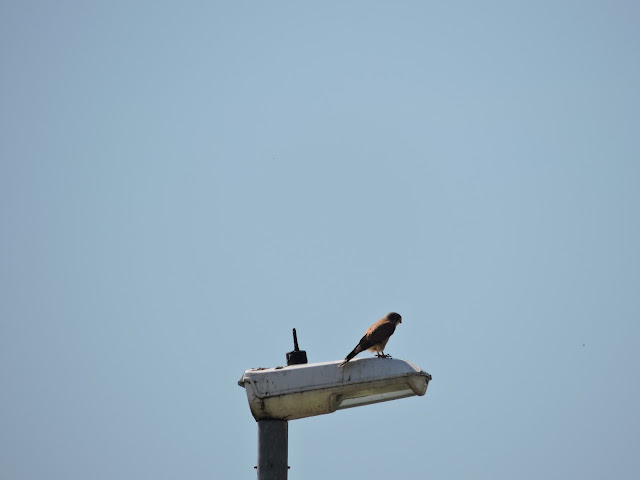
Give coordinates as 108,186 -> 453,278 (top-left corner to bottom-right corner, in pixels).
340,312 -> 402,366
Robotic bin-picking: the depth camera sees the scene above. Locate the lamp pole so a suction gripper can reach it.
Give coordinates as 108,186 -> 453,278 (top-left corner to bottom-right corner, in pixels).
257,419 -> 288,480
256,329 -> 306,480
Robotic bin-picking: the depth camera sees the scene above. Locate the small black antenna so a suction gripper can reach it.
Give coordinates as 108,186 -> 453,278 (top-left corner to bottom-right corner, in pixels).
292,329 -> 300,350
286,328 -> 308,365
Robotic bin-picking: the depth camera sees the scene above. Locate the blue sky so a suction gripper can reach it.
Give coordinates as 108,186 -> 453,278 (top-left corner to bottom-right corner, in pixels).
1,1 -> 639,479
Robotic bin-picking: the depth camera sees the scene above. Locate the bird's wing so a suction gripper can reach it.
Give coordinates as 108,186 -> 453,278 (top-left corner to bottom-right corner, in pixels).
359,319 -> 396,350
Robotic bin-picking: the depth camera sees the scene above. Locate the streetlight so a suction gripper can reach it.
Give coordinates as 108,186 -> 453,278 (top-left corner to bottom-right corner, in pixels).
238,329 -> 432,479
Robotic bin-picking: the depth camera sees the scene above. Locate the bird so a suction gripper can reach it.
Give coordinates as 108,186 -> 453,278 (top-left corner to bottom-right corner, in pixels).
339,312 -> 402,366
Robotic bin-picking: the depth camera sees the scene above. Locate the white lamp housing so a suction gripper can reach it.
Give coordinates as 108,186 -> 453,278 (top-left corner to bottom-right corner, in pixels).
238,358 -> 432,421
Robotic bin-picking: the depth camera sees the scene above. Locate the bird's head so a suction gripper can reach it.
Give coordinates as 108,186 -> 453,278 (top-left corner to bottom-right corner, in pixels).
387,312 -> 402,324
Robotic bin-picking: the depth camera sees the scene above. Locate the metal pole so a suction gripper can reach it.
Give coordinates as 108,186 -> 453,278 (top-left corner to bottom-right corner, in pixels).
257,419 -> 288,480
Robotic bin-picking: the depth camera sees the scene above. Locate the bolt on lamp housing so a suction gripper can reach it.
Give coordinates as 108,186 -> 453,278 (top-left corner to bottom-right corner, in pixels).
238,357 -> 432,421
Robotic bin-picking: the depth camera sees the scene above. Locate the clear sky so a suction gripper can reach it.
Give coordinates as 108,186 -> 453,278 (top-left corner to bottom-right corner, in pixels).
1,1 -> 639,479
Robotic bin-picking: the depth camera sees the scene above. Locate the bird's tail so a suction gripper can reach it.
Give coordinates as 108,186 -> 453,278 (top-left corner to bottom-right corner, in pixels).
339,346 -> 361,367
